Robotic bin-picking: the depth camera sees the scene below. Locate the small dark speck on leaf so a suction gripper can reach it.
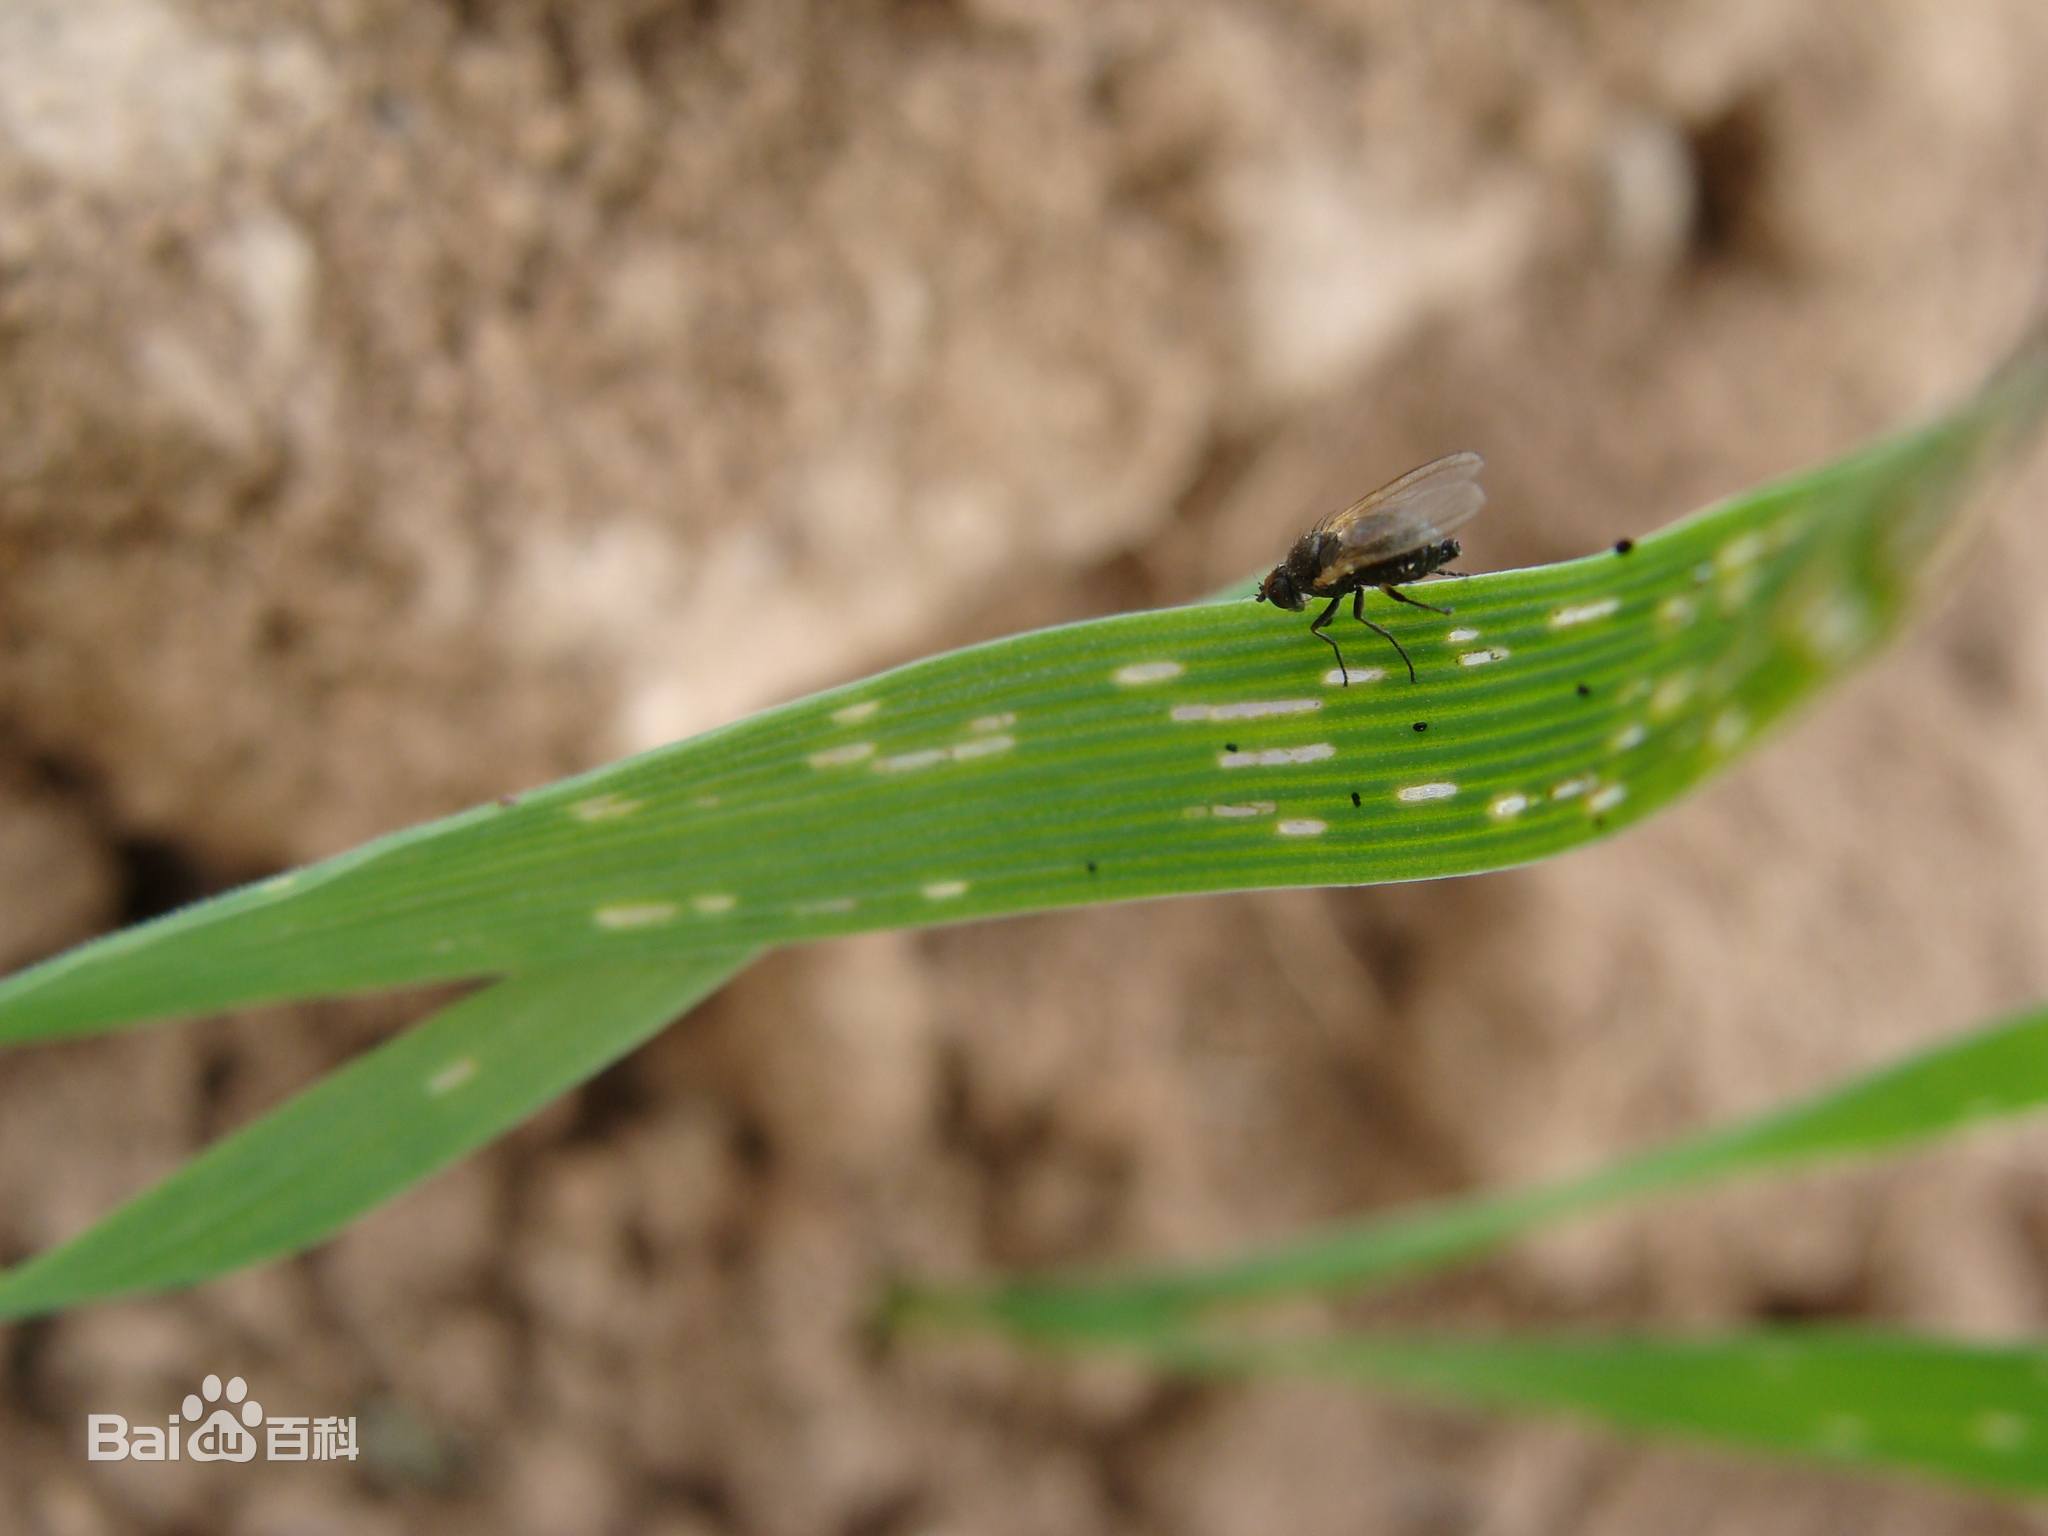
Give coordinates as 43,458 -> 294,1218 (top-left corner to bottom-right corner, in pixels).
1412,721 -> 1427,733
1224,742 -> 1238,753
1086,860 -> 1098,875
1594,817 -> 1609,831
1614,538 -> 1636,555
1576,683 -> 1591,698
1350,790 -> 1361,808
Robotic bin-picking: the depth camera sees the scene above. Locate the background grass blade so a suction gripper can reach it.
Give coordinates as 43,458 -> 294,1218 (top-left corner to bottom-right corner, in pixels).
1059,1327 -> 2048,1496
2,328 -> 2044,1044
892,1002 -> 2048,1334
0,950 -> 749,1319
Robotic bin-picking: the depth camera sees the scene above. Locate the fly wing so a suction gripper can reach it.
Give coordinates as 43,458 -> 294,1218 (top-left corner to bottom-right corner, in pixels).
1310,450 -> 1486,566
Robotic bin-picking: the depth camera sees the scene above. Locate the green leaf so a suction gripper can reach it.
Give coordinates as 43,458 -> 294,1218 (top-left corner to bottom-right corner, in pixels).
893,1001 -> 2048,1495
1051,1327 -> 2048,1495
0,950 -> 749,1320
894,1002 -> 2048,1335
5,322 -> 2044,1044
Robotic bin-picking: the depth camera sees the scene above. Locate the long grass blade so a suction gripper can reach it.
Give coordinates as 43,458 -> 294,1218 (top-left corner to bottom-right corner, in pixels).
0,950 -> 749,1319
892,1002 -> 2048,1333
2,328 -> 2042,1043
1056,1327 -> 2048,1495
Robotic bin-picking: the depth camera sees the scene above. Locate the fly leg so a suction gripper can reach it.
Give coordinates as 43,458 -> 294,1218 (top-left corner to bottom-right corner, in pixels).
1354,587 -> 1416,684
1380,583 -> 1453,616
1308,593 -> 1348,683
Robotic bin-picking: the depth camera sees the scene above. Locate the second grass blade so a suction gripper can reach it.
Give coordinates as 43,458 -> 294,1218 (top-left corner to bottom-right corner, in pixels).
0,949 -> 752,1320
893,1001 -> 2048,1331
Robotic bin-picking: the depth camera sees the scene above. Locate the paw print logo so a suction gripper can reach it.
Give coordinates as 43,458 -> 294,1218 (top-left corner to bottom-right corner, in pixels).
181,1374 -> 263,1463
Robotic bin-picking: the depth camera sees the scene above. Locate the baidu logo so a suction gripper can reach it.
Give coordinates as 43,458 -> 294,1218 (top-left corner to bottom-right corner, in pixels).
180,1373 -> 262,1462
87,1374 -> 357,1463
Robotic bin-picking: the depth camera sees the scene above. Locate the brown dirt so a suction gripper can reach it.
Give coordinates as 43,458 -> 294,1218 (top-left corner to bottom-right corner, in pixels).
5,1 -> 2048,1531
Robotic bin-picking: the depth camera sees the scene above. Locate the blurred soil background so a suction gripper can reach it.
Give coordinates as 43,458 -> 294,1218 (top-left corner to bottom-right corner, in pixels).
4,1 -> 2048,1531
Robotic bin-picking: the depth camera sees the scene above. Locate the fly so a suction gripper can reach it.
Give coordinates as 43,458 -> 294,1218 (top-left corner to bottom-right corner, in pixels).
1255,450 -> 1485,684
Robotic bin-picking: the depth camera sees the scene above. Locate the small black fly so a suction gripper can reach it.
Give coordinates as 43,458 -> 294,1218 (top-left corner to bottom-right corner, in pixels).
1256,451 -> 1485,683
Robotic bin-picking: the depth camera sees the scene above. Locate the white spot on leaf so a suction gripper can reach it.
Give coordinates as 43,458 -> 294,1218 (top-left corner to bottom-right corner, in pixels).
810,741 -> 876,769
1718,531 -> 1765,570
1649,671 -> 1695,718
1587,783 -> 1627,813
922,880 -> 969,900
1458,648 -> 1509,667
1610,723 -> 1647,752
833,700 -> 881,724
1445,627 -> 1481,643
572,792 -> 644,822
1710,707 -> 1749,753
950,734 -> 1015,761
1796,591 -> 1873,662
1550,597 -> 1620,628
1551,775 -> 1597,801
1657,594 -> 1698,630
1115,661 -> 1184,685
594,902 -> 679,930
1219,743 -> 1337,769
1277,818 -> 1328,837
874,748 -> 947,773
1489,792 -> 1529,819
427,1058 -> 478,1096
1396,782 -> 1458,803
1210,801 -> 1276,818
1171,698 -> 1321,722
691,894 -> 736,915
1323,665 -> 1385,686
970,712 -> 1016,732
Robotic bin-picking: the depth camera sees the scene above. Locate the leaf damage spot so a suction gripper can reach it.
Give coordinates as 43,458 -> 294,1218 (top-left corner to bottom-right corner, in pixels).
593,902 -> 680,930
426,1057 -> 478,1096
874,748 -> 948,773
949,734 -> 1015,761
1170,699 -> 1321,722
1396,782 -> 1458,803
1218,743 -> 1336,769
810,742 -> 877,769
572,792 -> 645,821
1550,597 -> 1621,628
